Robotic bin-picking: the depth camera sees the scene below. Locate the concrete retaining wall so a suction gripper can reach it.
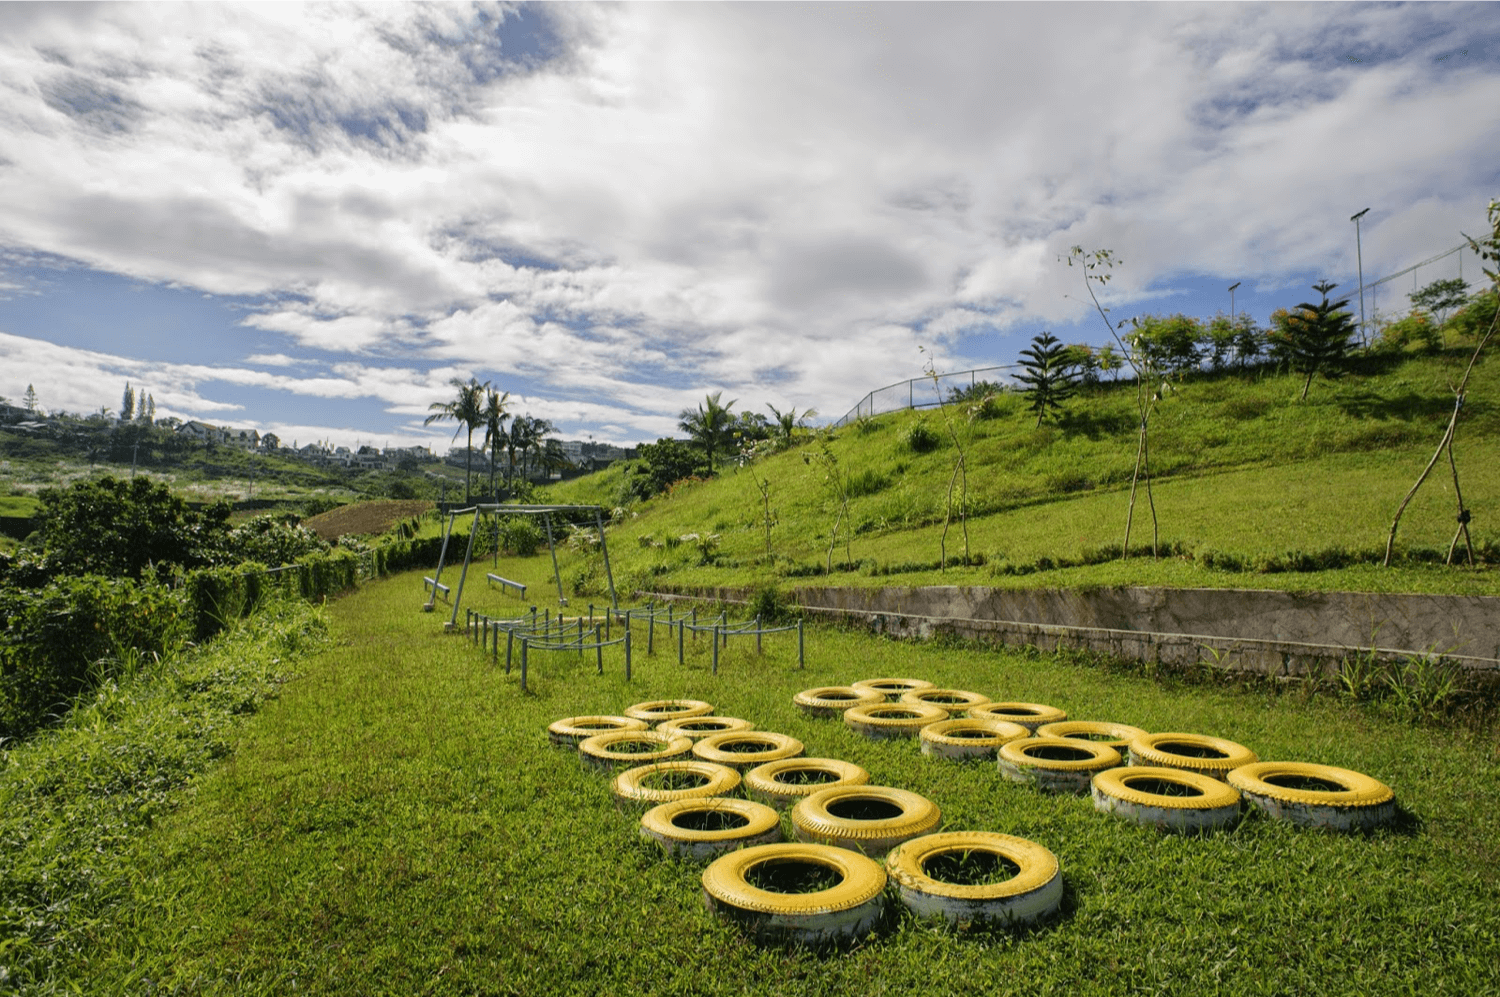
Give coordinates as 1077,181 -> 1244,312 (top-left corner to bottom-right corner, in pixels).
645,584 -> 1500,685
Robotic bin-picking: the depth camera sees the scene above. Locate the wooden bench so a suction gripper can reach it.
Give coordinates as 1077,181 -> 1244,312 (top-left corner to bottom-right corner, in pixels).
487,573 -> 527,598
423,577 -> 451,601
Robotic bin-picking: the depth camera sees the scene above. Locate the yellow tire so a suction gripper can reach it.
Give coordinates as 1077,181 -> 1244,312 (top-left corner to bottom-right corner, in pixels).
655,716 -> 755,740
692,731 -> 804,771
577,730 -> 694,772
702,842 -> 888,946
1037,720 -> 1147,752
885,831 -> 1063,928
547,715 -> 648,748
743,758 -> 870,810
791,785 -> 941,856
640,798 -> 782,861
899,688 -> 992,716
851,677 -> 936,701
794,686 -> 885,718
998,737 -> 1121,794
612,760 -> 742,808
1226,761 -> 1396,831
624,699 -> 714,722
1092,766 -> 1243,833
919,718 -> 1030,761
1128,732 -> 1258,780
843,702 -> 950,740
968,702 -> 1067,731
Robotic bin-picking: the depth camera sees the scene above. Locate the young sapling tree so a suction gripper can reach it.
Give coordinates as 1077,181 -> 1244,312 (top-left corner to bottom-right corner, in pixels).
1384,199 -> 1500,566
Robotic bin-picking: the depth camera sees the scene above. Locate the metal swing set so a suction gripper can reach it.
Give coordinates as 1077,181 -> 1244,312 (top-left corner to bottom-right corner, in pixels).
421,503 -> 617,631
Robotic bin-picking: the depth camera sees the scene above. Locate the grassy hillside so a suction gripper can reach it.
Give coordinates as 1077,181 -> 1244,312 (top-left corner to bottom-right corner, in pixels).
534,349 -> 1500,598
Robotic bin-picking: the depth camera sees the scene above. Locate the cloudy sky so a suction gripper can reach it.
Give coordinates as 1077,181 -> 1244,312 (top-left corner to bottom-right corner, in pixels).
0,2 -> 1496,451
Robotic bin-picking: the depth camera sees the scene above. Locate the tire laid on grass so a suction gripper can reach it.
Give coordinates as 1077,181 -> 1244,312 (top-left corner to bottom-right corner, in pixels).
641,798 -> 782,861
794,686 -> 885,718
1092,766 -> 1243,833
968,702 -> 1067,731
624,699 -> 714,723
578,730 -> 694,772
612,760 -> 742,808
1037,720 -> 1148,752
851,677 -> 935,701
919,718 -> 1030,761
1128,732 -> 1258,781
547,715 -> 648,748
655,716 -> 755,740
899,688 -> 993,717
885,831 -> 1063,929
791,785 -> 941,856
998,737 -> 1121,794
843,702 -> 950,740
743,758 -> 870,810
692,731 -> 804,771
702,843 -> 888,946
1226,762 -> 1396,831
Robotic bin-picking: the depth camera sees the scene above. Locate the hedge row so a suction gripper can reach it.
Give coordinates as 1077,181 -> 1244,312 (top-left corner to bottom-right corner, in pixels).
0,541 -> 436,742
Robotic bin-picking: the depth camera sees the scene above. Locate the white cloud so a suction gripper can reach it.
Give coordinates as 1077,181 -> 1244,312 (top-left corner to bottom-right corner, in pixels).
0,2 -> 1496,444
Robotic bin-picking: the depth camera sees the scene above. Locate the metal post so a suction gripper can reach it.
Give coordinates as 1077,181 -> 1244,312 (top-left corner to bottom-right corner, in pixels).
447,507 -> 482,630
1352,207 -> 1371,347
596,625 -> 604,674
506,629 -> 514,673
424,510 -> 457,611
678,620 -> 685,665
798,619 -> 805,668
593,507 -> 619,610
520,638 -> 528,693
648,615 -> 655,655
589,604 -> 594,627
492,623 -> 499,666
712,625 -> 720,676
624,630 -> 632,681
543,513 -> 566,607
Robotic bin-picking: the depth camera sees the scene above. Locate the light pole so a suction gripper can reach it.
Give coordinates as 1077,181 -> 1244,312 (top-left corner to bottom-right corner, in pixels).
1351,208 -> 1370,346
1228,281 -> 1241,328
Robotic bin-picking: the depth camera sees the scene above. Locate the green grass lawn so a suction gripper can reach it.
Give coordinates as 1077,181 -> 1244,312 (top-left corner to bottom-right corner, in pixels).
48,568 -> 1500,996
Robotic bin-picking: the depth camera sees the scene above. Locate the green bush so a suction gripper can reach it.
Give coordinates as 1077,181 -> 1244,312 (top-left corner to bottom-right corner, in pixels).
498,516 -> 543,557
0,573 -> 189,740
902,422 -> 941,454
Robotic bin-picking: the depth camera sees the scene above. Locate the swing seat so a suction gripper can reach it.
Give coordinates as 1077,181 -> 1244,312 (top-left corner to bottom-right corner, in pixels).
487,573 -> 527,597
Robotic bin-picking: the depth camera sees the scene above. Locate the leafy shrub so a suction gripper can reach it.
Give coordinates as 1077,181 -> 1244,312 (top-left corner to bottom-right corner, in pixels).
902,422 -> 941,453
946,381 -> 1007,405
26,476 -> 232,578
226,515 -> 329,566
1376,311 -> 1441,353
0,573 -> 189,740
497,516 -> 543,556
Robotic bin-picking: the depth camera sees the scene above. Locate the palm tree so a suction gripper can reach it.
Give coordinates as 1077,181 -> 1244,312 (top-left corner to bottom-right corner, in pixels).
425,376 -> 487,503
678,391 -> 737,474
765,403 -> 816,445
518,416 -> 557,479
481,387 -> 511,501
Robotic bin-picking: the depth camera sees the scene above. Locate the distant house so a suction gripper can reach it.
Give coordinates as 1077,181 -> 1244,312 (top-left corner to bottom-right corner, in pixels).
229,428 -> 260,451
177,420 -> 230,444
0,402 -> 28,424
445,446 -> 490,470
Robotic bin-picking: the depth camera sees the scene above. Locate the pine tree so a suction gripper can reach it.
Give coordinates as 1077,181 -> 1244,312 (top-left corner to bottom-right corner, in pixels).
1016,332 -> 1079,427
121,383 -> 135,423
1285,281 -> 1358,399
145,394 -> 156,425
24,384 -> 37,413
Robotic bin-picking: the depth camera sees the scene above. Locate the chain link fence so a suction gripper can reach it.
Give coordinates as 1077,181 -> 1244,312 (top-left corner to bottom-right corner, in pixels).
834,365 -> 1021,427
